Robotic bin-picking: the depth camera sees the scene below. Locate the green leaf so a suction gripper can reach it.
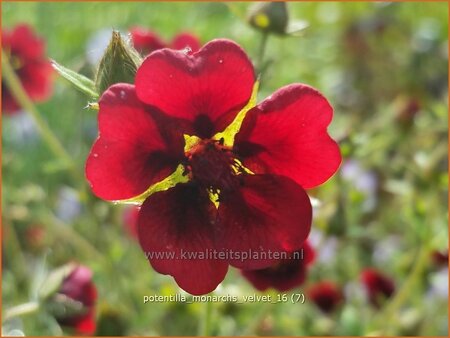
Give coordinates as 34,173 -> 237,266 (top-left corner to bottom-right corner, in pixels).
51,59 -> 99,99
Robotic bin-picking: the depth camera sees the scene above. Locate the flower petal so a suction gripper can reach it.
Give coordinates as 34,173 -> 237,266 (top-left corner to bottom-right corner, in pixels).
235,84 -> 341,189
241,242 -> 314,292
135,39 -> 255,138
217,174 -> 312,269
86,84 -> 183,201
171,33 -> 201,52
138,183 -> 228,295
130,27 -> 166,55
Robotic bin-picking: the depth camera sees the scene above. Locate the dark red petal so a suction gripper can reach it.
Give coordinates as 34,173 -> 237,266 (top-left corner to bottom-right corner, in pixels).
2,87 -> 21,114
235,84 -> 341,189
171,33 -> 201,52
360,268 -> 395,307
307,281 -> 343,313
241,242 -> 314,292
217,174 -> 312,270
135,39 -> 255,138
138,183 -> 228,295
130,27 -> 166,55
86,84 -> 182,201
57,266 -> 97,335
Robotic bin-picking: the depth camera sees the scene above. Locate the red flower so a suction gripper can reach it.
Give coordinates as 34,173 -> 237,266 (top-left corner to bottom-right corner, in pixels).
130,27 -> 200,56
241,241 -> 315,292
307,281 -> 343,313
55,265 -> 97,335
431,249 -> 448,268
123,205 -> 140,239
2,24 -> 54,114
86,39 -> 341,295
360,268 -> 395,307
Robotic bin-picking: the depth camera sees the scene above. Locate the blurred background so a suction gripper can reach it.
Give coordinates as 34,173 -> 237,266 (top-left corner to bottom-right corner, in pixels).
2,1 -> 448,336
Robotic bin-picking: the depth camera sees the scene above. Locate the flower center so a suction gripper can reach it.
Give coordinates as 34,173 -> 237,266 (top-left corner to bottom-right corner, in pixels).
186,139 -> 242,192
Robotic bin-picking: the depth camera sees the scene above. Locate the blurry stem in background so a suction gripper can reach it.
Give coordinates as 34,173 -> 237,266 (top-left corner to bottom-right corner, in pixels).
374,245 -> 430,335
1,49 -> 81,182
3,222 -> 29,282
198,299 -> 213,336
243,301 -> 272,335
256,32 -> 269,74
3,301 -> 40,322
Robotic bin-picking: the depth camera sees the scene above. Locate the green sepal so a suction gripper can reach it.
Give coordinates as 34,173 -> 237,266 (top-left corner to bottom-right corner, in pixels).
95,30 -> 143,95
37,263 -> 77,301
51,60 -> 99,99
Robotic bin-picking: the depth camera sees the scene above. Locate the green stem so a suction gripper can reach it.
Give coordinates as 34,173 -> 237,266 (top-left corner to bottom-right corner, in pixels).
3,301 -> 40,322
257,32 -> 269,73
2,49 -> 80,181
198,300 -> 213,336
374,245 -> 429,335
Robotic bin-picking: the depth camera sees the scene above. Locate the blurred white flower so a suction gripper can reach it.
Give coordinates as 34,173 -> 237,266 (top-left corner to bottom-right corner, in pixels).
309,228 -> 339,265
55,186 -> 82,223
426,267 -> 448,299
341,159 -> 378,212
5,113 -> 38,144
372,236 -> 401,265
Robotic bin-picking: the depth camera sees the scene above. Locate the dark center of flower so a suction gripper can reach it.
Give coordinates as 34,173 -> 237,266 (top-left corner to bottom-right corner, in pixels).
186,139 -> 242,192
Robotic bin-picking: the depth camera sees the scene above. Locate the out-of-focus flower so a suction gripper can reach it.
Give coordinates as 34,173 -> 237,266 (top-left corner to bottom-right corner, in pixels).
394,95 -> 421,128
241,242 -> 315,292
247,2 -> 308,36
55,187 -> 82,223
341,159 -> 378,212
431,250 -> 448,268
307,281 -> 343,313
86,39 -> 340,295
308,229 -> 340,265
130,27 -> 201,56
2,24 -> 54,114
247,2 -> 288,35
54,265 -> 97,335
123,205 -> 140,239
360,268 -> 395,307
24,224 -> 46,251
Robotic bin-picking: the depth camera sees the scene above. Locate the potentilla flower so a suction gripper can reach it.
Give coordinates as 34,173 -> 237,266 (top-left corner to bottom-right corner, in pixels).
241,241 -> 315,292
86,39 -> 341,295
360,268 -> 395,307
130,26 -> 200,56
2,24 -> 54,114
307,281 -> 343,313
55,265 -> 97,335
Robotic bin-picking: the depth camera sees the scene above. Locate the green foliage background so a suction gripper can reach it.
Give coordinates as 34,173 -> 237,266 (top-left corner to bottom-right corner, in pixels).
2,1 -> 448,336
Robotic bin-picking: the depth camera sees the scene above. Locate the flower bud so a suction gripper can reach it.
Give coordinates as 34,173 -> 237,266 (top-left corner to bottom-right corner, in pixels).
247,2 -> 289,35
95,31 -> 142,95
42,264 -> 97,335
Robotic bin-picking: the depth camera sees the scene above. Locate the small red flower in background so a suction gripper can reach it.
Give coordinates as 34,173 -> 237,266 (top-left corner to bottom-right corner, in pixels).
55,265 -> 97,335
86,39 -> 341,295
307,281 -> 343,313
2,24 -> 54,114
431,249 -> 448,268
360,268 -> 395,307
241,241 -> 315,292
123,205 -> 140,239
130,26 -> 200,56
